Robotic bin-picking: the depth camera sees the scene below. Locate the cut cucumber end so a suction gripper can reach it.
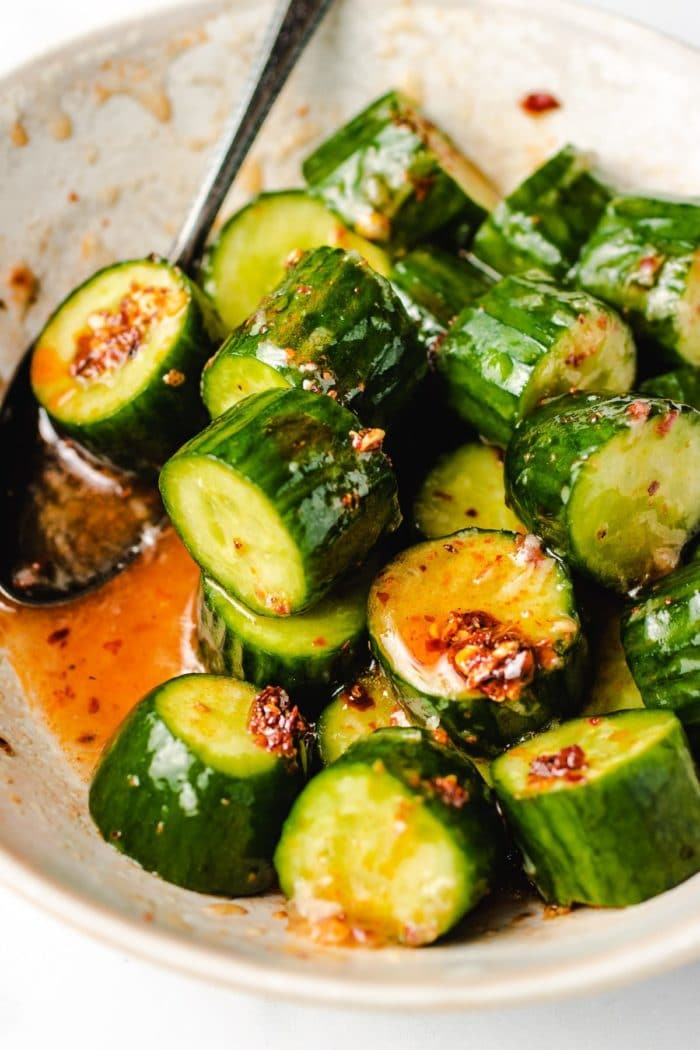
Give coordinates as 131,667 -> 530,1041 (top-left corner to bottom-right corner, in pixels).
318,663 -> 409,766
202,352 -> 290,419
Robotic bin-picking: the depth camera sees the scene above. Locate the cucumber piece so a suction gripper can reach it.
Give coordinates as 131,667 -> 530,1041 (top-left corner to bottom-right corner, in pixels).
413,442 -> 523,538
197,568 -> 370,697
201,246 -> 425,426
275,726 -> 502,945
641,366 -> 700,410
317,661 -> 411,765
303,91 -> 498,250
89,674 -> 309,896
491,710 -> 700,906
581,600 -> 643,716
390,248 -> 494,347
621,560 -> 700,730
160,388 -> 400,616
368,529 -> 587,754
31,258 -> 224,471
575,195 -> 700,365
505,393 -> 700,593
472,146 -> 612,278
201,191 -> 391,331
437,272 -> 636,445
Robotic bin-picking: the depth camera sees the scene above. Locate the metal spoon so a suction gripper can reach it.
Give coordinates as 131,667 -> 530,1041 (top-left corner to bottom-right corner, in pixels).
0,0 -> 334,607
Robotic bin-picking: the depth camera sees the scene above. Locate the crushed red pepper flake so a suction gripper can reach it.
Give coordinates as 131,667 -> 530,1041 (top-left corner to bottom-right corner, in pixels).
350,427 -> 385,453
656,410 -> 678,437
626,400 -> 650,422
0,737 -> 15,757
632,253 -> 665,287
47,627 -> 70,646
88,697 -> 101,714
71,283 -> 174,381
432,727 -> 450,746
77,732 -> 97,744
103,639 -> 122,655
520,91 -> 561,115
529,744 -> 587,782
375,590 -> 391,605
163,368 -> 186,387
647,480 -> 660,496
430,774 -> 469,808
248,685 -> 309,761
341,682 -> 375,711
437,610 -> 537,702
432,489 -> 454,502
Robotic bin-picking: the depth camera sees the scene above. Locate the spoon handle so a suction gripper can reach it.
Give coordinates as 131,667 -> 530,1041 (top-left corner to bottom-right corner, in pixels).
170,0 -> 334,274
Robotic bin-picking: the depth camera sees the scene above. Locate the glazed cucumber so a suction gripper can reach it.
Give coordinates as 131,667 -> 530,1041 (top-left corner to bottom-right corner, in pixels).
197,569 -> 370,697
437,272 -> 636,445
575,195 -> 700,365
413,442 -> 523,538
473,146 -> 612,278
491,711 -> 700,906
390,248 -> 494,347
275,727 -> 502,945
368,529 -> 587,754
89,675 -> 309,896
31,258 -> 224,471
505,393 -> 700,592
160,388 -> 400,616
303,91 -> 498,249
201,191 -> 390,330
201,247 -> 425,425
317,662 -> 410,766
641,366 -> 700,410
621,560 -> 700,730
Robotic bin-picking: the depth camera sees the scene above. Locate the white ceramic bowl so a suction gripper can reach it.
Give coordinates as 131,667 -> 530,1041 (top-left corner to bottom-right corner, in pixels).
1,0 -> 699,1010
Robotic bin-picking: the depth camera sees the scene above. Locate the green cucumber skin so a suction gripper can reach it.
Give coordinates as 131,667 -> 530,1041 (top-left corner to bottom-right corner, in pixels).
641,367 -> 700,409
622,561 -> 700,726
491,715 -> 700,906
575,195 -> 700,363
197,573 -> 369,699
504,393 -> 694,577
437,272 -> 634,446
303,92 -> 488,249
277,726 -> 503,912
390,248 -> 495,348
201,246 -> 425,425
36,259 -> 225,472
89,683 -> 304,896
160,388 -> 400,614
473,146 -> 612,278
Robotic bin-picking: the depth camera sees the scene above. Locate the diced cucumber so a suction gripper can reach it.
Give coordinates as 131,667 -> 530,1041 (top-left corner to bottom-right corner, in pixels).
505,393 -> 700,593
317,662 -> 411,765
201,191 -> 390,330
303,91 -> 498,250
641,366 -> 700,410
159,388 -> 400,616
575,195 -> 700,365
30,258 -> 224,471
491,711 -> 700,906
368,529 -> 587,754
275,727 -> 502,945
390,248 -> 495,347
197,568 -> 370,698
473,146 -> 612,278
621,560 -> 700,731
201,246 -> 425,425
437,272 -> 636,445
89,674 -> 309,895
413,442 -> 523,538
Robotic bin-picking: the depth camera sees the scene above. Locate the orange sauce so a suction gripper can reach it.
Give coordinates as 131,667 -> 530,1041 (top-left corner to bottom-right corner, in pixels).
0,529 -> 199,777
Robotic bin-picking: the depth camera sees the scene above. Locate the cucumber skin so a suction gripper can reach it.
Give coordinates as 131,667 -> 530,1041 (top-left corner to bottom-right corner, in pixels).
622,561 -> 700,727
504,393 -> 693,576
89,684 -> 305,896
491,714 -> 700,906
34,259 -> 225,472
437,272 -> 634,446
575,196 -> 700,364
201,246 -> 425,426
303,92 -> 489,250
197,573 -> 369,699
276,727 -> 503,917
473,146 -> 612,278
390,247 -> 494,348
160,388 -> 401,615
641,367 -> 700,410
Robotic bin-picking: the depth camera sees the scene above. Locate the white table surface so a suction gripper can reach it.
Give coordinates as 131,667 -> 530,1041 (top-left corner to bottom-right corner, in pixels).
2,2 -> 700,1047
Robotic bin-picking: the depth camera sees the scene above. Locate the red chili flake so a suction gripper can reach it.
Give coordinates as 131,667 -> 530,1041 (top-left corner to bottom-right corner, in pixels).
432,727 -> 450,746
88,697 -> 101,714
47,627 -> 70,646
77,732 -> 97,745
632,253 -> 664,287
596,528 -> 607,540
232,538 -> 244,550
647,480 -> 660,496
419,564 -> 427,572
0,737 -> 15,757
341,682 -> 375,712
529,744 -> 587,781
656,410 -> 678,437
350,427 -> 385,453
433,489 -> 454,502
103,639 -> 122,655
341,491 -> 360,510
520,91 -> 561,115
430,774 -> 470,808
465,508 -> 479,518
375,591 -> 391,605
443,543 -> 459,553
296,284 -> 313,296
437,610 -> 537,702
588,717 -> 602,725
626,400 -> 651,422
248,685 -> 309,762
163,368 -> 186,387
311,636 -> 327,649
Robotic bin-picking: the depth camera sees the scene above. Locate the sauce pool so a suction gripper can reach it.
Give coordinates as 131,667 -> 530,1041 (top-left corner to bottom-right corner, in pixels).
0,529 -> 199,776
